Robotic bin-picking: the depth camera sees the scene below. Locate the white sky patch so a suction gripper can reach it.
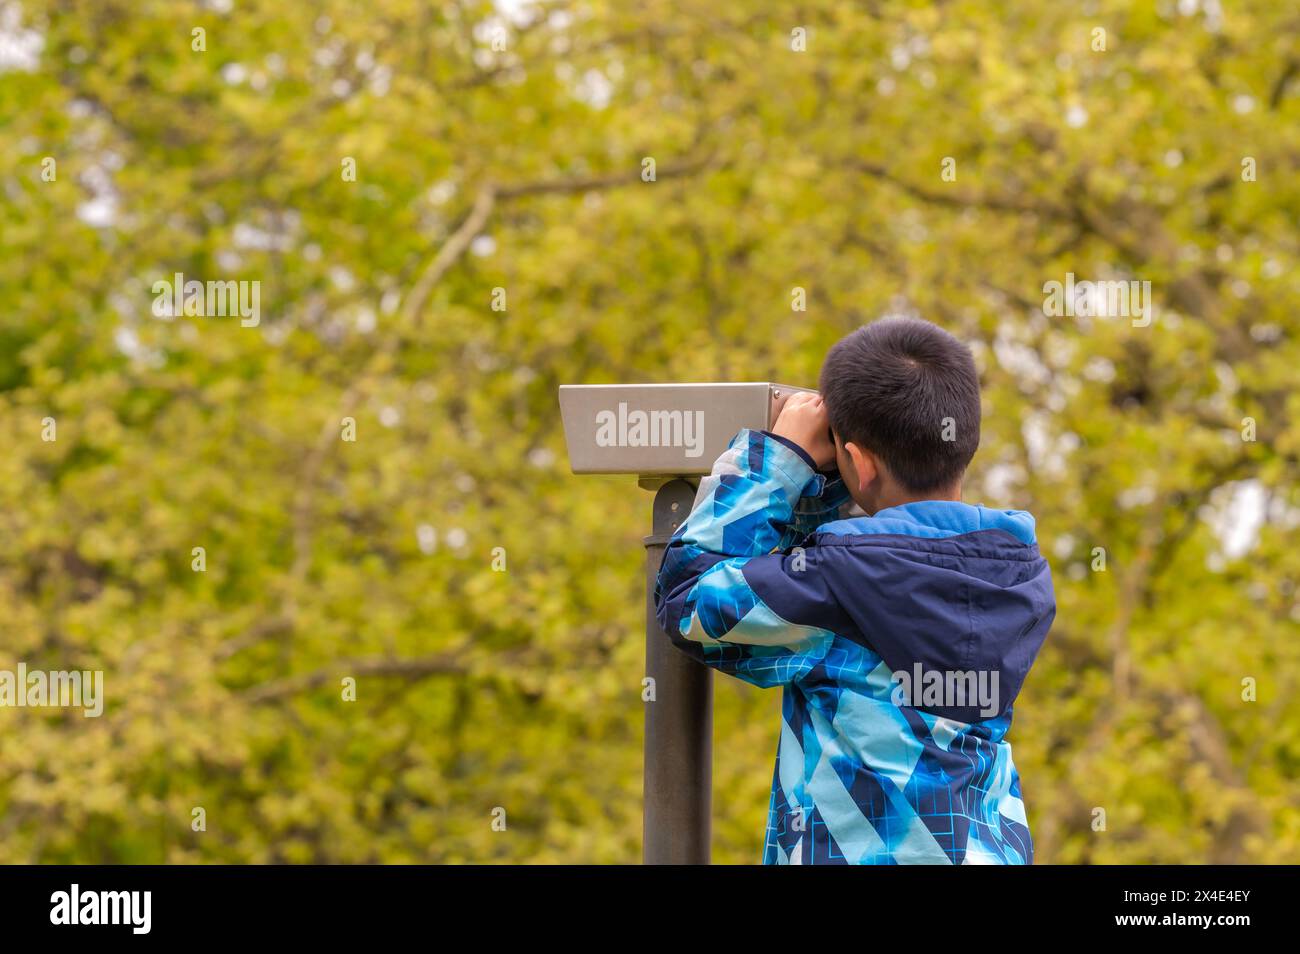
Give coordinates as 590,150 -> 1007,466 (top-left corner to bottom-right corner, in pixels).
428,181 -> 457,205
1177,0 -> 1224,31
76,163 -> 119,228
77,193 -> 117,228
1021,413 -> 1053,471
494,0 -> 539,27
1052,532 -> 1076,560
261,321 -> 289,346
877,295 -> 920,324
329,265 -> 356,291
369,63 -> 392,96
0,2 -> 43,73
1203,479 -> 1267,560
113,325 -> 165,367
1267,494 -> 1300,529
1082,356 -> 1116,382
574,67 -> 613,108
216,249 -> 243,272
232,215 -> 298,252
979,461 -> 1024,503
1020,411 -> 1077,479
552,59 -> 615,109
314,43 -> 341,68
992,328 -> 1052,389
114,325 -> 143,357
1117,482 -> 1157,509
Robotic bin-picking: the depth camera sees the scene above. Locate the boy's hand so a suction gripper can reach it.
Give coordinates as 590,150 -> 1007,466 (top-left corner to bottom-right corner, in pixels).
771,392 -> 836,469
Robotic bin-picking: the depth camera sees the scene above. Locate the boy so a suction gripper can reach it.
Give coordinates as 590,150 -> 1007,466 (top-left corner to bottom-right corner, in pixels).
654,317 -> 1055,864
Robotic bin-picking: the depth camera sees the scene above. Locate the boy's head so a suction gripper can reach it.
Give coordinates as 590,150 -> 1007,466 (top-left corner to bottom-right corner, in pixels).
819,317 -> 980,513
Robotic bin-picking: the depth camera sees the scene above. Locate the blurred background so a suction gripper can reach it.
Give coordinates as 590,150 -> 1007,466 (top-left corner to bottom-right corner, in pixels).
0,0 -> 1297,863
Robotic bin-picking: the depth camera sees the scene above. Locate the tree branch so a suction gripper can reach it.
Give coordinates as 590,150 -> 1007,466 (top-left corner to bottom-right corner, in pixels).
242,652 -> 473,704
398,184 -> 499,327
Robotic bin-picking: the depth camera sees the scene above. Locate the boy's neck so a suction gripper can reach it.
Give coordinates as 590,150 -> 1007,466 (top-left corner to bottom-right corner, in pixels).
871,483 -> 962,514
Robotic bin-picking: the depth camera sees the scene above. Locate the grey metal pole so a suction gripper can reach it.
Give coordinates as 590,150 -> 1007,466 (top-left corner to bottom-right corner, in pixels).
642,478 -> 712,865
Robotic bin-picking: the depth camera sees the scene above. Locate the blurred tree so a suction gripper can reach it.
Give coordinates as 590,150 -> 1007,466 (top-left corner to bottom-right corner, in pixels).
0,0 -> 1296,862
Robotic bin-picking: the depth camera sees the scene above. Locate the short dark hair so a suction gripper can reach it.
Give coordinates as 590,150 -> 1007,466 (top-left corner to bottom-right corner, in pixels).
819,317 -> 981,493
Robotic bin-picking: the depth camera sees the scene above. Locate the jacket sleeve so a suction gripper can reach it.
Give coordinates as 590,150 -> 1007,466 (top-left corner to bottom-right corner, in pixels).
653,429 -> 852,688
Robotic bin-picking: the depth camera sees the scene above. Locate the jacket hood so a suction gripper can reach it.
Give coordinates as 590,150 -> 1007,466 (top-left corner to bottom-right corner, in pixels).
810,501 -> 1055,723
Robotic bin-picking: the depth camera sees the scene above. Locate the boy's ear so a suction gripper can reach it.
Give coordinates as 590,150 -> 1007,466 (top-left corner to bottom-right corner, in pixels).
844,441 -> 876,494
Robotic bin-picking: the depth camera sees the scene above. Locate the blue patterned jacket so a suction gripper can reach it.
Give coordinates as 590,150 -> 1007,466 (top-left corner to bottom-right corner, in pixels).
654,429 -> 1055,864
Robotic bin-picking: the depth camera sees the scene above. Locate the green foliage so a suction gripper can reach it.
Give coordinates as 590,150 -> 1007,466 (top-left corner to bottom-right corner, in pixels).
0,0 -> 1296,863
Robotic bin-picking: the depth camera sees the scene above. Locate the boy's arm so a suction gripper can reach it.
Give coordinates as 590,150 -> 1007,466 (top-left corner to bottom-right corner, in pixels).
653,427 -> 849,688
